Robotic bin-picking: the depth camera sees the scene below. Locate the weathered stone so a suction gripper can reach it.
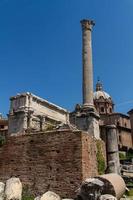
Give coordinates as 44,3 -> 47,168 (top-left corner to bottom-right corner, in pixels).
100,194 -> 117,200
0,182 -> 5,200
77,178 -> 104,200
8,92 -> 69,135
96,174 -> 126,200
77,174 -> 125,200
106,125 -> 120,174
62,199 -> 73,200
34,196 -> 41,200
70,111 -> 100,139
70,19 -> 100,139
5,178 -> 22,200
40,191 -> 61,200
80,19 -> 94,107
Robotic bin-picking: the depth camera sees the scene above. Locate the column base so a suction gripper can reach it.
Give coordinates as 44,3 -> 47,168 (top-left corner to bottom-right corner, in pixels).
70,104 -> 100,139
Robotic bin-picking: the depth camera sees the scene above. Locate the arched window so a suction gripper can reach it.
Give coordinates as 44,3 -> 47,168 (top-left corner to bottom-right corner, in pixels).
110,108 -> 112,113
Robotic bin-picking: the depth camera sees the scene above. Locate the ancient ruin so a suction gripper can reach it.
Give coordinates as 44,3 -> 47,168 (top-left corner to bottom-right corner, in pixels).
0,19 -> 132,198
70,19 -> 100,139
8,92 -> 69,134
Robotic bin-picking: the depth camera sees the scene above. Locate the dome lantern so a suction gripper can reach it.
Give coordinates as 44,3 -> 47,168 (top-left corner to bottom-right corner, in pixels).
96,80 -> 103,91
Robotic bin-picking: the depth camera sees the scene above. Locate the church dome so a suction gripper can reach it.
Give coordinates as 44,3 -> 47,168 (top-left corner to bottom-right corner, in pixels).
94,90 -> 111,100
93,80 -> 111,100
93,80 -> 114,114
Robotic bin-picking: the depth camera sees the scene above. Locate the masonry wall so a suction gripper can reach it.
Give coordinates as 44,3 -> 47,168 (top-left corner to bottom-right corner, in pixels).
0,130 -> 103,198
118,130 -> 133,149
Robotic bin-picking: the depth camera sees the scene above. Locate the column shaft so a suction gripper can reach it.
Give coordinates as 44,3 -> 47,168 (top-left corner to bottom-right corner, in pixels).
81,20 -> 95,107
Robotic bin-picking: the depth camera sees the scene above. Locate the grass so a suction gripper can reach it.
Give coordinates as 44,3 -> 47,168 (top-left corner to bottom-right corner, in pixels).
125,189 -> 133,199
22,185 -> 34,200
22,195 -> 34,200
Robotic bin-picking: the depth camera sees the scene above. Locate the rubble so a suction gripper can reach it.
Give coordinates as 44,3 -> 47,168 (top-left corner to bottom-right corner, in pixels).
5,178 -> 22,200
76,174 -> 126,200
0,182 -> 5,200
40,191 -> 61,200
99,194 -> 117,200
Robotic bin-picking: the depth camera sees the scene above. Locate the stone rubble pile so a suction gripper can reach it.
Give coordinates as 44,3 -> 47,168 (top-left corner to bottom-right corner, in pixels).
0,175 -> 126,200
76,174 -> 126,200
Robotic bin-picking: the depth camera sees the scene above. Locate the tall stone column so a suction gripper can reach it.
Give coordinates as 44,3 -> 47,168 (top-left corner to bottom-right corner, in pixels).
81,19 -> 95,108
70,19 -> 100,139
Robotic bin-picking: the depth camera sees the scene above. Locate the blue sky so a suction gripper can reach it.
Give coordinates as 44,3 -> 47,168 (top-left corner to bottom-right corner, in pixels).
0,0 -> 133,116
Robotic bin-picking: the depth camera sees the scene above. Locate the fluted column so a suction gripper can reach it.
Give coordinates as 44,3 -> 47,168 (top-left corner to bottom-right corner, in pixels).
81,19 -> 95,108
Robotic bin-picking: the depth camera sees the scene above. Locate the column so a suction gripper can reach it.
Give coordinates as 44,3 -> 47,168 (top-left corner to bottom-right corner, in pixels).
106,125 -> 120,174
80,19 -> 95,108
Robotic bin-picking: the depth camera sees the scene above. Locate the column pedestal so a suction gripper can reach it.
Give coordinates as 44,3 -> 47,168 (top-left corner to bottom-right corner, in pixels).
70,105 -> 100,139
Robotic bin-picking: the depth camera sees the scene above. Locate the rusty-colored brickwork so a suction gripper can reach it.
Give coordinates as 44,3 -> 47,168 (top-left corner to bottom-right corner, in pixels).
0,130 -> 105,198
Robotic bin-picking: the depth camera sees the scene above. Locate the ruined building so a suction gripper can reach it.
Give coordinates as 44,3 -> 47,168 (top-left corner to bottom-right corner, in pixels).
0,19 -> 105,198
6,19 -> 133,152
8,92 -> 69,135
0,19 -> 132,197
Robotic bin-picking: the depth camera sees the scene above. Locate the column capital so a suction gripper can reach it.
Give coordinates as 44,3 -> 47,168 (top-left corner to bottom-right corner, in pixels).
80,19 -> 95,31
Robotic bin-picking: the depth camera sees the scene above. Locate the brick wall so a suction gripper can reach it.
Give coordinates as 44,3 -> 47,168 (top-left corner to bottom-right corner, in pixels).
120,130 -> 133,148
0,130 -> 104,198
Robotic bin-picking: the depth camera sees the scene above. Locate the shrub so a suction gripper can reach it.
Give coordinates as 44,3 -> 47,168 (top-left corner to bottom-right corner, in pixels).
0,135 -> 6,147
96,140 -> 106,175
119,152 -> 126,160
126,152 -> 133,160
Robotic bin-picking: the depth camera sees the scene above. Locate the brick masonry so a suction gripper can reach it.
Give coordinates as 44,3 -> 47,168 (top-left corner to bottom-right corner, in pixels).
0,130 -> 105,198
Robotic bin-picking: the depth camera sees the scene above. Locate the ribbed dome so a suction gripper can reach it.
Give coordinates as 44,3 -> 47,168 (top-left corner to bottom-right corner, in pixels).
94,80 -> 111,100
93,90 -> 111,100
